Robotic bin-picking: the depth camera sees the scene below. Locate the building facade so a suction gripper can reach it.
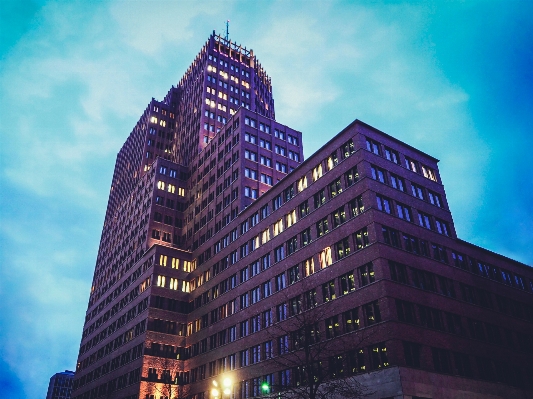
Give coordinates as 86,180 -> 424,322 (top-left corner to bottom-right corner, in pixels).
71,33 -> 533,399
46,370 -> 75,399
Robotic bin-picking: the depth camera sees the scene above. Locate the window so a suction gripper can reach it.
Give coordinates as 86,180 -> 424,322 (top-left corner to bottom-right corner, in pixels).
329,178 -> 342,197
286,209 -> 297,227
390,174 -> 405,191
259,138 -> 271,149
350,196 -> 364,217
312,163 -> 323,181
435,219 -> 449,236
260,156 -> 272,167
359,263 -> 375,286
277,303 -> 288,322
418,212 -> 432,230
272,194 -> 282,210
288,265 -> 299,284
318,247 -> 332,268
245,168 -> 258,180
405,157 -> 418,173
428,190 -> 442,207
421,164 -> 437,181
432,243 -> 448,263
304,289 -> 317,309
244,133 -> 257,144
289,150 -> 300,161
365,138 -> 381,155
370,165 -> 386,183
276,162 -> 288,173
274,245 -> 285,262
302,257 -> 315,276
273,219 -> 284,236
322,280 -> 336,302
289,296 -> 301,316
331,206 -> 346,228
275,145 -> 286,156
403,342 -> 421,368
340,272 -> 356,295
344,308 -> 359,332
389,261 -> 408,284
316,218 -> 329,237
396,203 -> 412,222
260,173 -> 273,185
284,186 -> 295,202
262,281 -> 272,298
384,147 -> 399,164
275,273 -> 286,291
251,286 -> 261,304
376,195 -> 392,214
326,151 -> 339,171
287,134 -> 299,145
300,228 -> 311,247
395,299 -> 416,325
287,236 -> 298,255
325,316 -> 341,338
370,343 -> 389,369
354,227 -> 369,249
299,200 -> 309,218
345,166 -> 359,187
364,301 -> 381,325
335,237 -> 351,259
244,187 -> 258,199
244,150 -> 257,161
411,183 -> 425,200
314,189 -> 326,209
341,139 -> 355,159
297,176 -> 308,192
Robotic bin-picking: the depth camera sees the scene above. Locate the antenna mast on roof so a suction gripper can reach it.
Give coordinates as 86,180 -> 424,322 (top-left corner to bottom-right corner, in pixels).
225,19 -> 230,41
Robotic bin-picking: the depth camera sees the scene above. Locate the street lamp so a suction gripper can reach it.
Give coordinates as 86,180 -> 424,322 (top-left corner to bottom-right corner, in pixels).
211,376 -> 233,398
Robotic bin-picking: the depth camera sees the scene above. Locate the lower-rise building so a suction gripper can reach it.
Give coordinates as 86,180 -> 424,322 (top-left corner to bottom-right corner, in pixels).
46,370 -> 75,399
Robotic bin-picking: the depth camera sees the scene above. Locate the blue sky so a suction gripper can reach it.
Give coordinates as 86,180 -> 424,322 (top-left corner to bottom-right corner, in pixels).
0,0 -> 532,397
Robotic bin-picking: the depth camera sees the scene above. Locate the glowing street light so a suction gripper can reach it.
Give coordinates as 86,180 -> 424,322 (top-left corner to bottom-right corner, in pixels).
261,381 -> 270,394
211,376 -> 233,398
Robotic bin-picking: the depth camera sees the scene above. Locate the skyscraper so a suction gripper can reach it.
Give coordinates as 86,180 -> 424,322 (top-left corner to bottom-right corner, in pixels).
72,32 -> 533,399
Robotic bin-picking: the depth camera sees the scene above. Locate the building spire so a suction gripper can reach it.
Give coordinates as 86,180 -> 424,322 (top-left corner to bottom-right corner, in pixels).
225,19 -> 230,41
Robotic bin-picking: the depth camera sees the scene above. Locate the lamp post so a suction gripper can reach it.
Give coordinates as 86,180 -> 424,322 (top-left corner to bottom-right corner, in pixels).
211,376 -> 233,399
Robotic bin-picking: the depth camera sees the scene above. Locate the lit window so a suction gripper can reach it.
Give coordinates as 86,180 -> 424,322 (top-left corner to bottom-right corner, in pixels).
157,275 -> 166,287
262,228 -> 270,244
297,176 -> 308,192
273,219 -> 284,236
286,209 -> 297,227
319,247 -> 332,268
312,164 -> 323,181
172,258 -> 180,269
421,165 -> 437,181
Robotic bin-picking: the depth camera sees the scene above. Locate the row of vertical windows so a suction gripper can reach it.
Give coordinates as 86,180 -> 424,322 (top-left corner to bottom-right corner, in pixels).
365,136 -> 438,182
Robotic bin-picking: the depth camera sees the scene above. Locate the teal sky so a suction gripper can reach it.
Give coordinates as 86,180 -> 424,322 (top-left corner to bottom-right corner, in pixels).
0,0 -> 532,397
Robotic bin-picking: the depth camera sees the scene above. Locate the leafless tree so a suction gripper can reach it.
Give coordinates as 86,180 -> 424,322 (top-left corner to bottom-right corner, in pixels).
260,283 -> 382,399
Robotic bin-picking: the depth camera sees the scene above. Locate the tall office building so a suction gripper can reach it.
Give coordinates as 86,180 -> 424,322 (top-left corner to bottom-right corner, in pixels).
72,32 -> 533,399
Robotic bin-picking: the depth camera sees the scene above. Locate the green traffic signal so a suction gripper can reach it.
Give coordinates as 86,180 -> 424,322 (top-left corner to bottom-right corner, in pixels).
261,382 -> 269,392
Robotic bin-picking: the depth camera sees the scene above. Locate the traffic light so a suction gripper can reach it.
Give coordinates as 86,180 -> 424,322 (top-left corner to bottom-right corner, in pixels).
261,381 -> 270,394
